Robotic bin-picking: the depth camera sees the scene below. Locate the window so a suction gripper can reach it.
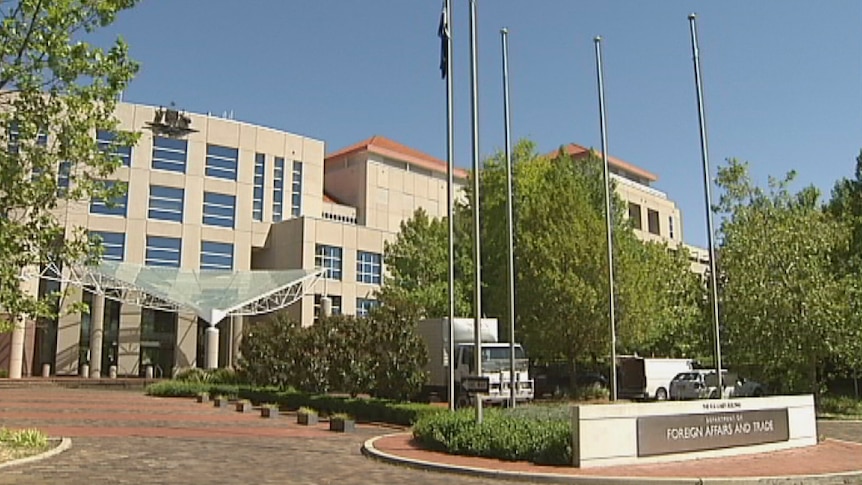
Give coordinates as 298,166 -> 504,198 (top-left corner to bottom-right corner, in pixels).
314,294 -> 342,321
200,241 -> 234,270
205,144 -> 239,180
315,244 -> 342,280
145,236 -> 181,267
89,180 -> 127,216
152,136 -> 187,172
627,202 -> 642,230
89,231 -> 125,262
273,157 -> 284,222
647,209 -> 660,236
7,121 -> 18,153
668,215 -> 675,240
356,298 -> 379,318
57,161 -> 71,196
253,153 -> 265,221
356,251 -> 382,284
291,161 -> 302,217
148,185 -> 184,222
97,130 -> 132,166
202,192 -> 236,228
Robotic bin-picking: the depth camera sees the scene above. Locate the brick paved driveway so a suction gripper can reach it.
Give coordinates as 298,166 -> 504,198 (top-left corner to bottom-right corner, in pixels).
1,387 -> 862,484
0,387 -> 497,485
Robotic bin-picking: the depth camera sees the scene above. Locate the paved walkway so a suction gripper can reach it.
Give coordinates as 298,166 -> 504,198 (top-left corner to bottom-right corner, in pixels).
1,387 -> 862,484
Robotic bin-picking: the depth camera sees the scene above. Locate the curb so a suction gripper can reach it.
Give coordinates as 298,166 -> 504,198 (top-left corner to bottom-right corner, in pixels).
0,437 -> 72,470
361,433 -> 862,485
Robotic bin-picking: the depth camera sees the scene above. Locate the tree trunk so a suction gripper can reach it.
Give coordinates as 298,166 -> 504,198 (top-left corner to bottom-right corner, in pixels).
809,353 -> 819,407
569,358 -> 578,396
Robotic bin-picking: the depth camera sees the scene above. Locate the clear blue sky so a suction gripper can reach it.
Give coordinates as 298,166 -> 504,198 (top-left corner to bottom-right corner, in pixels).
92,1 -> 861,247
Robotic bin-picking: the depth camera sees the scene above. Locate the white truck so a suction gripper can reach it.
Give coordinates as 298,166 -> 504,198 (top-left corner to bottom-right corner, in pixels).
618,356 -> 694,401
417,317 -> 534,407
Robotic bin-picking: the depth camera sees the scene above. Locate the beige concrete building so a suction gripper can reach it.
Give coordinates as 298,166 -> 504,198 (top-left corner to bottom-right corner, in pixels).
554,144 -> 709,274
1,101 -> 703,379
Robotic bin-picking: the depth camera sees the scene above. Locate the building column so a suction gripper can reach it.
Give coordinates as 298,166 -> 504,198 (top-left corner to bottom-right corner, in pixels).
89,293 -> 105,378
8,317 -> 26,379
205,325 -> 219,369
230,316 -> 243,368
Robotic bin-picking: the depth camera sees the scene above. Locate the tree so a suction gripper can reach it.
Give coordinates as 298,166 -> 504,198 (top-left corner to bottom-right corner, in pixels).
826,151 -> 862,273
366,294 -> 428,401
477,140 -> 706,387
715,159 -> 859,396
375,206 -> 474,318
0,0 -> 139,331
616,241 -> 709,359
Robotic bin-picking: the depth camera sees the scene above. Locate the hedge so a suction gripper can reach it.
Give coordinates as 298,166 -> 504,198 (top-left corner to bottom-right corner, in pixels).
412,407 -> 572,465
146,381 -> 443,426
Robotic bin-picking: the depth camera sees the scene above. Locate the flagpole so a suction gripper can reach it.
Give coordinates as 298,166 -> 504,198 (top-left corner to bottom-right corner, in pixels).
594,36 -> 618,402
443,0 -> 457,412
688,13 -> 723,395
500,27 -> 516,409
469,0 -> 483,423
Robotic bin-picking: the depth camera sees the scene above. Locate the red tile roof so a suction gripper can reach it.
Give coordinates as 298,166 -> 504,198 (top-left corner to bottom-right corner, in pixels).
326,135 -> 469,179
548,143 -> 658,182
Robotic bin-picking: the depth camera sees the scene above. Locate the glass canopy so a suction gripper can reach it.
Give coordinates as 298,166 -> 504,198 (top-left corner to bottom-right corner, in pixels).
44,261 -> 324,324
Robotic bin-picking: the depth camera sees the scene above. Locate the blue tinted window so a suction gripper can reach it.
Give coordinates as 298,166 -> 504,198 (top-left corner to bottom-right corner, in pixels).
253,153 -> 265,221
315,244 -> 342,280
356,251 -> 382,284
57,161 -> 71,196
145,236 -> 181,267
200,241 -> 234,270
202,191 -> 236,228
152,136 -> 187,172
96,130 -> 132,166
205,144 -> 238,180
89,180 -> 128,217
148,185 -> 184,222
356,298 -> 379,318
291,161 -> 303,217
272,157 -> 284,222
89,231 -> 125,262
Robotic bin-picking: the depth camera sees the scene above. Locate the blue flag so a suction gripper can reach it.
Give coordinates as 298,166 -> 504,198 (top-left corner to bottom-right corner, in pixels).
438,1 -> 449,79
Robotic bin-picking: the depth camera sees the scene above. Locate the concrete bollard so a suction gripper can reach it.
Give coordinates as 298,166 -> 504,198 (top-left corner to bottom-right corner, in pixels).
144,365 -> 154,379
80,364 -> 89,378
109,365 -> 117,379
42,363 -> 51,378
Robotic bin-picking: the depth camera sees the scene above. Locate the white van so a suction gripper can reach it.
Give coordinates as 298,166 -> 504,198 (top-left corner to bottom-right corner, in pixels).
618,356 -> 694,401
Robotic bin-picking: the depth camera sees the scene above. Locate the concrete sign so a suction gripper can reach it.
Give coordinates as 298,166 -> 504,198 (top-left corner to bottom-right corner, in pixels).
637,408 -> 789,457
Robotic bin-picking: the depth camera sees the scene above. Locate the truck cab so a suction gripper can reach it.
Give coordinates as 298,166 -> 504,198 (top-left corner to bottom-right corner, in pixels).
454,343 -> 533,406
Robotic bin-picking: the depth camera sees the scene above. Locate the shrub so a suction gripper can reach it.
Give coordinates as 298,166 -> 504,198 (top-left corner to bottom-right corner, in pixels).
819,395 -> 862,416
575,383 -> 610,401
0,428 -> 48,449
174,367 -> 239,384
145,380 -> 239,398
412,407 -> 572,465
238,308 -> 427,401
146,382 -> 442,426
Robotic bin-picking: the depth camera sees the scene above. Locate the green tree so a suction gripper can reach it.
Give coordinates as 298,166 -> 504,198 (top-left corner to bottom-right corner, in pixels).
616,240 -> 709,359
0,0 -> 140,331
375,206 -> 473,318
826,151 -> 862,273
366,294 -> 428,401
477,140 -> 706,385
716,159 -> 859,396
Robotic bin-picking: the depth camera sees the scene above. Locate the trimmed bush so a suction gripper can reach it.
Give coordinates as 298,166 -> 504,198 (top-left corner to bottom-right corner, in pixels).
819,395 -> 862,416
145,382 -> 443,426
412,407 -> 572,465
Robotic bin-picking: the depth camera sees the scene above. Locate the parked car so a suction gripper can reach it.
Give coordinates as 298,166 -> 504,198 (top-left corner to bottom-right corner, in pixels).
669,370 -> 765,400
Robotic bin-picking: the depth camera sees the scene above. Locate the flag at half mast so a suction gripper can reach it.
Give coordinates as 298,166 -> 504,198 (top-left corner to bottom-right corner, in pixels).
438,0 -> 450,79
